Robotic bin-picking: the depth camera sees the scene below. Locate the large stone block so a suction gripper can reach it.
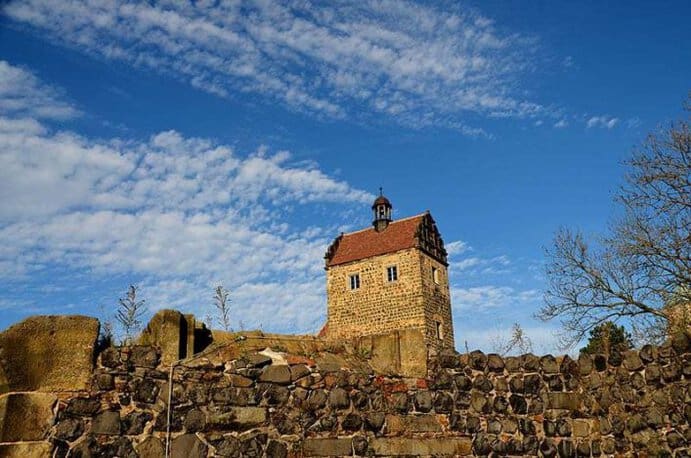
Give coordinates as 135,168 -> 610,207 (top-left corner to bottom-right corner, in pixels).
368,329 -> 427,378
303,438 -> 353,457
0,315 -> 99,392
545,392 -> 581,410
385,414 -> 442,434
139,310 -> 188,366
397,328 -> 428,378
138,311 -> 211,366
370,437 -> 472,456
207,407 -> 266,430
0,442 -> 53,457
171,433 -> 207,458
0,392 -> 56,442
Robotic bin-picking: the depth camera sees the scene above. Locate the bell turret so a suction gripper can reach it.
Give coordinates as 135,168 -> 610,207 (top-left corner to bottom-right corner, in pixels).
372,188 -> 392,232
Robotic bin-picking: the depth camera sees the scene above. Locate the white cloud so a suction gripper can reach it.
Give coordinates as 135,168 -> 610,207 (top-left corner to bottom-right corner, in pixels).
445,240 -> 469,256
562,56 -> 575,68
451,285 -> 539,310
553,119 -> 568,128
627,117 -> 642,128
3,0 -> 546,134
0,121 -> 371,331
450,253 -> 511,275
0,60 -> 374,334
0,60 -> 80,120
586,115 -> 619,129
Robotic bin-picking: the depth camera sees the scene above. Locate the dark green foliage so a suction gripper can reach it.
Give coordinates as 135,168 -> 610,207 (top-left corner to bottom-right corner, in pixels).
580,321 -> 633,355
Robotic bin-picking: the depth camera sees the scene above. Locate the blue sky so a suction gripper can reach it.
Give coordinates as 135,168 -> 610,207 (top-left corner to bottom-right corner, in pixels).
0,1 -> 689,353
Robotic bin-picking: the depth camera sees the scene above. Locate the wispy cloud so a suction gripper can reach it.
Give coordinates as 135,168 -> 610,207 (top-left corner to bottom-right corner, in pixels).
445,240 -> 470,256
586,115 -> 619,129
451,285 -> 539,310
0,60 -> 80,120
451,254 -> 511,275
553,119 -> 568,128
0,61 -> 372,334
3,0 -> 545,135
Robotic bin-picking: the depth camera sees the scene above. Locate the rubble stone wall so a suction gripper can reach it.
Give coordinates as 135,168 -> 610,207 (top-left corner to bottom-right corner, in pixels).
45,335 -> 690,457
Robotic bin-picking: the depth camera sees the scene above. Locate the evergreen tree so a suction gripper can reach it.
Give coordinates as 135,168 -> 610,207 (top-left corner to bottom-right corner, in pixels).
579,321 -> 633,355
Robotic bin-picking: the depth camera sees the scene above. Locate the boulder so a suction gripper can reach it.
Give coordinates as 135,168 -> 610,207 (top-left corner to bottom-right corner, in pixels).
129,346 -> 160,368
289,364 -> 311,381
414,391 -> 433,413
54,417 -> 84,441
328,387 -> 349,409
171,433 -> 207,458
64,397 -> 101,417
540,355 -> 558,374
136,436 -> 165,458
259,365 -> 291,385
0,315 -> 99,392
623,350 -> 643,371
91,410 -> 121,435
246,353 -> 272,368
487,353 -> 505,372
341,413 -> 363,431
266,440 -> 288,458
469,350 -> 487,370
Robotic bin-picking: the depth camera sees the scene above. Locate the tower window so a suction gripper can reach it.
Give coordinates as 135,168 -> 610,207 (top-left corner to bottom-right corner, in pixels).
436,321 -> 444,340
349,274 -> 360,290
387,265 -> 398,282
432,267 -> 440,284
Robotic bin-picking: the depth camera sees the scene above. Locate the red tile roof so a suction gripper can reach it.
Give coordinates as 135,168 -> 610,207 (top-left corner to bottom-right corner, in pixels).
325,214 -> 425,267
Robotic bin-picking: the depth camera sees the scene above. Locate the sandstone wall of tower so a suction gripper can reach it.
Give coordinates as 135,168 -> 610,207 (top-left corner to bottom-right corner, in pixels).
326,248 -> 454,350
417,250 -> 455,349
326,249 -> 425,340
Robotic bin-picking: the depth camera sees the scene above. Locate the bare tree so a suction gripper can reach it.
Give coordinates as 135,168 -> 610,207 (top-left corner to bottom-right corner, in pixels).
539,98 -> 690,347
213,285 -> 231,331
116,285 -> 146,345
491,323 -> 534,355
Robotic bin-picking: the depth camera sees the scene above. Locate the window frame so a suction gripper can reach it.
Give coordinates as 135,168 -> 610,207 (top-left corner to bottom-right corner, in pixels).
386,265 -> 398,282
432,267 -> 440,284
349,273 -> 360,290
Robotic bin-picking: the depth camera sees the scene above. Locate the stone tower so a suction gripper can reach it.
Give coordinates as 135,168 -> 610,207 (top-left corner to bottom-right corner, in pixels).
323,193 -> 455,350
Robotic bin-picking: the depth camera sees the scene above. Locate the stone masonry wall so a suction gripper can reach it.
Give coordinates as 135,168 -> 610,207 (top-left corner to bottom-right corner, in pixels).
417,251 -> 454,349
326,248 -> 454,350
46,334 -> 690,457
